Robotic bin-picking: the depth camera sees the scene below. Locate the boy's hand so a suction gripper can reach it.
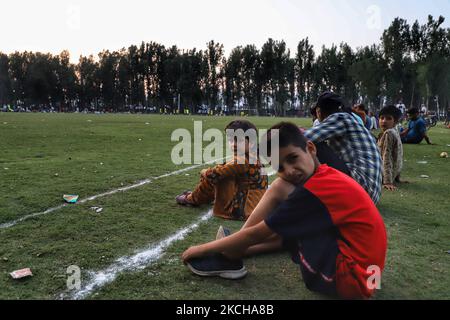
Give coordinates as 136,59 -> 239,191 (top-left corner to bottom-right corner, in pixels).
383,184 -> 397,191
182,245 -> 205,263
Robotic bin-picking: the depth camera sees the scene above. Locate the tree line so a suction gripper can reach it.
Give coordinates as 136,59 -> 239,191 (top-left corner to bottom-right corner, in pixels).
0,15 -> 449,116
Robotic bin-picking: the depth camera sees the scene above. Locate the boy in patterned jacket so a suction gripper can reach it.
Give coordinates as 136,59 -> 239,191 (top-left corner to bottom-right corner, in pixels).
377,105 -> 404,191
176,120 -> 268,220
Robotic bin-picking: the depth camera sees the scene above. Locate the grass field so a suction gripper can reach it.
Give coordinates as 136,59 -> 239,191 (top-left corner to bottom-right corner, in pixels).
0,113 -> 449,300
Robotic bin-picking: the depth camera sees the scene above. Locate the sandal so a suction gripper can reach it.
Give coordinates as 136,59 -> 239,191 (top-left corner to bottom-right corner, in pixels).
176,191 -> 196,206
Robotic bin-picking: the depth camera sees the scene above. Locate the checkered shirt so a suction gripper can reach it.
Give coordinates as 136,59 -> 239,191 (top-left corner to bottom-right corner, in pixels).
304,112 -> 382,203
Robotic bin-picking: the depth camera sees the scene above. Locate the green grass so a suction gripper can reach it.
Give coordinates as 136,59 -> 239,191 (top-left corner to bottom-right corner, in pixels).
0,113 -> 449,299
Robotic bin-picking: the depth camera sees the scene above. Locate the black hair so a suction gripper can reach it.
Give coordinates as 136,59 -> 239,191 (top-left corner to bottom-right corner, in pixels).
225,119 -> 257,132
315,91 -> 345,118
407,108 -> 419,115
379,105 -> 402,122
262,122 -> 308,157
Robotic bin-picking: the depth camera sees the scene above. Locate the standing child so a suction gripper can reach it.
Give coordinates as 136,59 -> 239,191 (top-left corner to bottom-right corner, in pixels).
377,105 -> 404,191
175,120 -> 268,220
182,122 -> 387,299
369,112 -> 378,130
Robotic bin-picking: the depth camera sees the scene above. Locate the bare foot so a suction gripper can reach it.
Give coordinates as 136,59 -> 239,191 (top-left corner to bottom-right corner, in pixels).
383,184 -> 397,191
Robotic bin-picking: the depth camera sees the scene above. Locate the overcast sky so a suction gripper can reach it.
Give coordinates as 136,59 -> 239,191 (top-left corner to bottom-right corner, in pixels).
1,0 -> 449,62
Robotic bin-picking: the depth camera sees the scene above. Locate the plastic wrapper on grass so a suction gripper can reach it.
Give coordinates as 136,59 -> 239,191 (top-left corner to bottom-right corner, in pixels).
90,206 -> 103,214
10,268 -> 33,279
63,195 -> 79,203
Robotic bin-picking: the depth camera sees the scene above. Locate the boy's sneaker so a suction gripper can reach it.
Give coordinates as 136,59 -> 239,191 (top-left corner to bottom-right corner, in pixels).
215,226 -> 231,240
186,253 -> 247,280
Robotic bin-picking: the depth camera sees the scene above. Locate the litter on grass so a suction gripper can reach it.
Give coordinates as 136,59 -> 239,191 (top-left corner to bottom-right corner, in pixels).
10,268 -> 33,279
63,195 -> 79,203
90,207 -> 103,213
420,175 -> 430,179
417,161 -> 428,164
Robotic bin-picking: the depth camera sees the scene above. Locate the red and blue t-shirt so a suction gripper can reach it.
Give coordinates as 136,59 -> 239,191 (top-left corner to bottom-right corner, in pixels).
265,164 -> 387,299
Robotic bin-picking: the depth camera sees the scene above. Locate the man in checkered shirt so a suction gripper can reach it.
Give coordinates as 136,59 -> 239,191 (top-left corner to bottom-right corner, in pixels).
304,92 -> 382,204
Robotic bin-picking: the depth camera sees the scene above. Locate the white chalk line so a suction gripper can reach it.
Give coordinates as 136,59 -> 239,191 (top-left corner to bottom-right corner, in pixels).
64,170 -> 276,300
0,157 -> 227,229
64,209 -> 213,300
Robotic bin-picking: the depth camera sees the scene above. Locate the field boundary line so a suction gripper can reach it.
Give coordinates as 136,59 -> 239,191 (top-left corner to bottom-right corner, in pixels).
64,209 -> 213,300
64,170 -> 276,300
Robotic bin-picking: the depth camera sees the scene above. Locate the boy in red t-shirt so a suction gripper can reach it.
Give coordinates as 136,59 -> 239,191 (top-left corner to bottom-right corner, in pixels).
182,122 -> 387,299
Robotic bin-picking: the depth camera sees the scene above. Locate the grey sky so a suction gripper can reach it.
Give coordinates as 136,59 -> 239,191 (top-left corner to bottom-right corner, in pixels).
1,0 -> 449,62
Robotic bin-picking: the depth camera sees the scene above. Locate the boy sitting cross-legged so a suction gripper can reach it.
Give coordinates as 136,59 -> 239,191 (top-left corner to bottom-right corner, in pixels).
182,122 -> 387,299
176,120 -> 268,220
377,105 -> 405,191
